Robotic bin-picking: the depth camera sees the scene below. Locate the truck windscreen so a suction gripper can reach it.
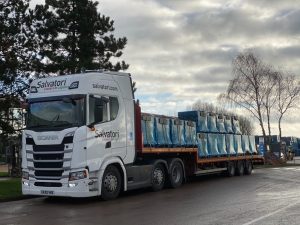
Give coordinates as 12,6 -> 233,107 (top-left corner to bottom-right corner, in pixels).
27,96 -> 85,130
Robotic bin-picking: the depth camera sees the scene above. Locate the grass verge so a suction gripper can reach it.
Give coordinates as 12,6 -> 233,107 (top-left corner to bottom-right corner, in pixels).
0,178 -> 22,201
0,172 -> 9,177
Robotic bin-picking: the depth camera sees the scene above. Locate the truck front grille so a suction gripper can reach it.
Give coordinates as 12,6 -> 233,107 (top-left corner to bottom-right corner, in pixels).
26,136 -> 73,180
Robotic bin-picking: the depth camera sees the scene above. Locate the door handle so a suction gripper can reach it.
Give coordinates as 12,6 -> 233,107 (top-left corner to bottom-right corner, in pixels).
105,141 -> 111,149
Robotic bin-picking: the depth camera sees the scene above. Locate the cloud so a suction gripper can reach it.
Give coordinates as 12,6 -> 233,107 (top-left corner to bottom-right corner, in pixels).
31,0 -> 300,137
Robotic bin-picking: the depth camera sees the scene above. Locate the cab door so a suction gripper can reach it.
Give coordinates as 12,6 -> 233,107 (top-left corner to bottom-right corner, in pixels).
86,94 -> 126,172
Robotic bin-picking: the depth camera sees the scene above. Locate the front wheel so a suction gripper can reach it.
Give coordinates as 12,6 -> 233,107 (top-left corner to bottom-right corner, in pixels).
101,165 -> 121,200
151,164 -> 166,191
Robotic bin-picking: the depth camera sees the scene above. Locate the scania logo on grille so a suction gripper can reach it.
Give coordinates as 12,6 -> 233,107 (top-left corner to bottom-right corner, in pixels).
37,135 -> 59,141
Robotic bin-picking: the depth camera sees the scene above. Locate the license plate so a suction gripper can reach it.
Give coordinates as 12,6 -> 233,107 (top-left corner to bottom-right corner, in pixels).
41,190 -> 54,195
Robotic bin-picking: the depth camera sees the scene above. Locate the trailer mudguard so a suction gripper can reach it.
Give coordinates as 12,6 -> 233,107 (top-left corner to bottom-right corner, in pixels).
98,157 -> 127,195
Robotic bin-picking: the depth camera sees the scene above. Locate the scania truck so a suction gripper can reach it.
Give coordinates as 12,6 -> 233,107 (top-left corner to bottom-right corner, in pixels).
22,71 -> 264,200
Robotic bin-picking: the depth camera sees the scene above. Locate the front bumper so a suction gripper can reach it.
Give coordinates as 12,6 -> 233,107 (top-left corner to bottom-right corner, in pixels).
22,178 -> 98,198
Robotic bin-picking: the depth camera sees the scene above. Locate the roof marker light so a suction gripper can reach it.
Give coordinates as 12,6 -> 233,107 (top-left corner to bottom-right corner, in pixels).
30,86 -> 38,93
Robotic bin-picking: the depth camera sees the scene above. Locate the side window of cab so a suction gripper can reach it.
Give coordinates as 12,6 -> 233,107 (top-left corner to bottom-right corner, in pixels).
89,95 -> 119,124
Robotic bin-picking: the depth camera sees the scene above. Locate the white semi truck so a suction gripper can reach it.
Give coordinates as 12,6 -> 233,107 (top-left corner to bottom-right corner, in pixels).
22,71 -> 264,200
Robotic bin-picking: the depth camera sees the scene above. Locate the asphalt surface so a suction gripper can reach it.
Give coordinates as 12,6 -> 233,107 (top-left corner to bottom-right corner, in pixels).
1,166 -> 300,225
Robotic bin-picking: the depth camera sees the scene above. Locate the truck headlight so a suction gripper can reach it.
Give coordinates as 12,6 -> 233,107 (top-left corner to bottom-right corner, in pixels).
69,170 -> 88,181
22,171 -> 29,180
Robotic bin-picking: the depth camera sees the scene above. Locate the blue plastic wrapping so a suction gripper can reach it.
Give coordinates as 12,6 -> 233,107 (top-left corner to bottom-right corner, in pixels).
224,115 -> 234,133
178,111 -> 208,132
216,114 -> 226,133
207,133 -> 219,156
197,133 -> 208,157
141,114 -> 156,146
184,120 -> 197,146
155,116 -> 172,146
234,135 -> 244,154
249,135 -> 257,153
232,116 -> 242,134
242,135 -> 250,153
217,134 -> 227,155
225,134 -> 236,155
207,112 -> 218,133
171,118 -> 185,146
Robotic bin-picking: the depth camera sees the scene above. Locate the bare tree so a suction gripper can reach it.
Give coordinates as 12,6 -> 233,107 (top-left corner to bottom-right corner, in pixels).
275,73 -> 300,140
261,70 -> 280,142
221,51 -> 273,142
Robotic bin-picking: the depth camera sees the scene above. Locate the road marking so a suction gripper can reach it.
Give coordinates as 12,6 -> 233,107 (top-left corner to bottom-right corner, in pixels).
242,201 -> 300,225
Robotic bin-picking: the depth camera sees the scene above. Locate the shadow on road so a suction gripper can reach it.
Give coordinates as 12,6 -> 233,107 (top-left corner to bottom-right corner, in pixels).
43,173 -> 230,205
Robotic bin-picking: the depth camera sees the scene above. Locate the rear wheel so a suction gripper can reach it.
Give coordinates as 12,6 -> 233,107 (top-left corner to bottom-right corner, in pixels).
227,161 -> 235,177
244,160 -> 253,175
236,161 -> 244,176
151,164 -> 166,191
169,161 -> 183,188
101,165 -> 121,200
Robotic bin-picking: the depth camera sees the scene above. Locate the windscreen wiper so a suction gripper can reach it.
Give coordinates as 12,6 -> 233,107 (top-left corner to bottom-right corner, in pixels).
26,124 -> 48,129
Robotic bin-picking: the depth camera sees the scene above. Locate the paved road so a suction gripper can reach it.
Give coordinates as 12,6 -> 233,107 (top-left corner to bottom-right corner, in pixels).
1,166 -> 300,225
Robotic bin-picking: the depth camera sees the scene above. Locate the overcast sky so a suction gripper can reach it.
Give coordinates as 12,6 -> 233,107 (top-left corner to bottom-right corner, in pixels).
32,0 -> 300,137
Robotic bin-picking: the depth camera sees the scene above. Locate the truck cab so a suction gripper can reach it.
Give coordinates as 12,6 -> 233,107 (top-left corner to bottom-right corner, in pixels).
22,71 -> 135,198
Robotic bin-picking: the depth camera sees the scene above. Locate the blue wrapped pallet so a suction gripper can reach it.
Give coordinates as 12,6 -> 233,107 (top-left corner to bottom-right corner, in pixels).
197,133 -> 209,157
141,114 -> 156,146
234,135 -> 244,154
248,135 -> 257,154
242,135 -> 250,154
207,112 -> 218,133
216,114 -> 226,133
207,133 -> 219,156
224,115 -> 233,134
224,115 -> 234,133
178,111 -> 208,132
184,120 -> 197,146
225,134 -> 236,155
171,118 -> 185,146
232,116 -> 242,135
155,116 -> 172,146
217,134 -> 227,155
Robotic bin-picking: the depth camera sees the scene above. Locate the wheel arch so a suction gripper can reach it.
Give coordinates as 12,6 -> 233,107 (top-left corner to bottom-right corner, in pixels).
98,157 -> 127,196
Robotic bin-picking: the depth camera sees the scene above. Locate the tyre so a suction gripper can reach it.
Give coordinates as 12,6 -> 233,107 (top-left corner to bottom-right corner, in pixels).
236,161 -> 244,176
244,160 -> 253,175
151,163 -> 166,191
227,161 -> 235,177
169,161 -> 183,188
101,165 -> 121,200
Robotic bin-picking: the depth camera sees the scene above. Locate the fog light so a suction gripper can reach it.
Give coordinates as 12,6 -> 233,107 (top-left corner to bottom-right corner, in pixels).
23,181 -> 30,186
68,183 -> 78,188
